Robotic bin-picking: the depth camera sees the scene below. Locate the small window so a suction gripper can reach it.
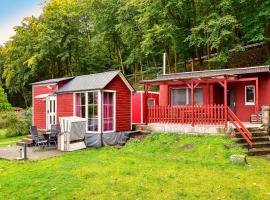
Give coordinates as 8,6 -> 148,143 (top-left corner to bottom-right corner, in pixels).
147,98 -> 155,106
245,85 -> 255,105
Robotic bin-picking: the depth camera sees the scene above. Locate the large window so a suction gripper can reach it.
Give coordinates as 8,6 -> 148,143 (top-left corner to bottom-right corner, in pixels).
245,85 -> 255,105
171,88 -> 203,105
88,92 -> 99,132
171,88 -> 189,105
103,92 -> 115,132
75,93 -> 86,118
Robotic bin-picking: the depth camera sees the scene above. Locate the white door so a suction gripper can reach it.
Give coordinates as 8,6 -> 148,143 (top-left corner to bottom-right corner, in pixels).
46,95 -> 57,130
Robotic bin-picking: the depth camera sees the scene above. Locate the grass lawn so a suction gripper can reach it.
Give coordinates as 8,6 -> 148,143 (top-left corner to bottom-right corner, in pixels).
1,134 -> 270,199
0,129 -> 25,147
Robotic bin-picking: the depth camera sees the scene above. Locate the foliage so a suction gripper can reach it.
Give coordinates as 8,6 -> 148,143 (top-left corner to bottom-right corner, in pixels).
0,134 -> 270,199
1,0 -> 270,107
2,108 -> 32,137
0,85 -> 11,111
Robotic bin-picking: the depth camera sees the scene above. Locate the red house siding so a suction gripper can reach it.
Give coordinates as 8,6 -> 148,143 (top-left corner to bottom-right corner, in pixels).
105,75 -> 132,131
57,93 -> 74,123
33,84 -> 57,129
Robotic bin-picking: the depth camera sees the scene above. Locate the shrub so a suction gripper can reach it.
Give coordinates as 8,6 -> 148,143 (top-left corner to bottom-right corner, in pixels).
4,108 -> 32,137
0,86 -> 12,112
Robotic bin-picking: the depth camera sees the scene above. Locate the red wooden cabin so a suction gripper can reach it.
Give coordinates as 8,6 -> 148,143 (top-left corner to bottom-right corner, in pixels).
31,71 -> 134,134
132,91 -> 159,124
141,66 -> 270,148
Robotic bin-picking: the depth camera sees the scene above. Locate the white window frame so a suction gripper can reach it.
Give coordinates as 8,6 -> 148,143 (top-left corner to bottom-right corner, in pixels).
245,85 -> 255,106
73,92 -> 86,118
102,90 -> 116,133
73,90 -> 117,133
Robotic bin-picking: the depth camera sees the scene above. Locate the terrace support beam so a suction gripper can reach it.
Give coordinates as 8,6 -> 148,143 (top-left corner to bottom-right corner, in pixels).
187,80 -> 199,127
255,78 -> 259,120
224,78 -> 228,128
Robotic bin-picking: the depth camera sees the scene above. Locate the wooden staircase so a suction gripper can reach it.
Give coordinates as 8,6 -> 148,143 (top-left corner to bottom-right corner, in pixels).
16,135 -> 34,147
116,125 -> 151,148
233,127 -> 270,156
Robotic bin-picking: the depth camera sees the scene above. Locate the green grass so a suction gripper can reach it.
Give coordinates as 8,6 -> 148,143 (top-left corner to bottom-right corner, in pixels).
0,134 -> 270,199
0,129 -> 25,147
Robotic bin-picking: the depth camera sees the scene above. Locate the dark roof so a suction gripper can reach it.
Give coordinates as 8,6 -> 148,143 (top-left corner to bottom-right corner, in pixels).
31,77 -> 73,85
141,65 -> 270,83
56,70 -> 134,93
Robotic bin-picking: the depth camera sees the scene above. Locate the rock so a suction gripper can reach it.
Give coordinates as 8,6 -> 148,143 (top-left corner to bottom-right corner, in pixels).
230,154 -> 247,165
181,144 -> 194,150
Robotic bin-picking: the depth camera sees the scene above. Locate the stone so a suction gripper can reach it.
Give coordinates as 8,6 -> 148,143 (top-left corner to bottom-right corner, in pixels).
230,154 -> 247,165
181,144 -> 194,150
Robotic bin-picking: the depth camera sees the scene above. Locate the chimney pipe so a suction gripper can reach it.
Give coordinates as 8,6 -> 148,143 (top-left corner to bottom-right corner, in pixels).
163,52 -> 166,75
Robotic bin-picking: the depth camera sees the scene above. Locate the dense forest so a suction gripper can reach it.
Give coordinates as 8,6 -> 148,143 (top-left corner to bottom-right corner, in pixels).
0,0 -> 270,107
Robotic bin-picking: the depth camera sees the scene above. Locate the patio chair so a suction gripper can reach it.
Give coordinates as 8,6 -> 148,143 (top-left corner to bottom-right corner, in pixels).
29,126 -> 47,150
48,124 -> 60,145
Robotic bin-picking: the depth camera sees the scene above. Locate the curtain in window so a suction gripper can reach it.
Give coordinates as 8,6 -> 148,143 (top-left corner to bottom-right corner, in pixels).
75,93 -> 85,118
171,89 -> 187,105
88,92 -> 98,132
103,92 -> 114,132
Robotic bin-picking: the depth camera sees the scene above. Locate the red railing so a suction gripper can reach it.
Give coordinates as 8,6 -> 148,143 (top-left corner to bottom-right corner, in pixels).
227,107 -> 252,148
147,104 -> 253,148
148,104 -> 225,125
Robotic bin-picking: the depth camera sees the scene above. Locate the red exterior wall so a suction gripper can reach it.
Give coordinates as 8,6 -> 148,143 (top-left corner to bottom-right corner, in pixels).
160,85 -> 169,105
132,92 -> 159,124
33,84 -> 57,129
57,93 -> 74,123
105,75 -> 132,131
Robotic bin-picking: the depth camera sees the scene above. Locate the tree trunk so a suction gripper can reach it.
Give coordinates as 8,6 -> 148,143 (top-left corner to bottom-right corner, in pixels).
117,47 -> 125,74
191,57 -> 195,72
265,22 -> 270,56
173,43 -> 177,72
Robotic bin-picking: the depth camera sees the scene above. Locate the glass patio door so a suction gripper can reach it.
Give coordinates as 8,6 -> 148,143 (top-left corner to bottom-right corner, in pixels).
46,95 -> 57,130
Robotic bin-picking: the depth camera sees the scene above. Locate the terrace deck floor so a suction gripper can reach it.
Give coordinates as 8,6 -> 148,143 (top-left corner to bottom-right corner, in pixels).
0,146 -> 61,160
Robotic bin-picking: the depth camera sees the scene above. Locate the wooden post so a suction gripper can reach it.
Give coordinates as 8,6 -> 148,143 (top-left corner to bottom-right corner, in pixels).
224,79 -> 228,128
191,81 -> 195,127
255,78 -> 259,121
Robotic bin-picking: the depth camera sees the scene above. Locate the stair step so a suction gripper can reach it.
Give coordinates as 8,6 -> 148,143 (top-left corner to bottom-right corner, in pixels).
16,141 -> 29,147
239,141 -> 270,148
235,135 -> 270,142
234,131 -> 268,138
247,148 -> 270,156
22,138 -> 33,143
26,135 -> 32,139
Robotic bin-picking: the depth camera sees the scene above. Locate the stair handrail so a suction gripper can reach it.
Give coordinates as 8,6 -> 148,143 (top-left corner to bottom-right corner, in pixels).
227,107 -> 253,148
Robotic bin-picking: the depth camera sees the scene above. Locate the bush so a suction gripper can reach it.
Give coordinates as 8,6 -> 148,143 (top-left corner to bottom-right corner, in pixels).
4,108 -> 32,137
0,86 -> 12,112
